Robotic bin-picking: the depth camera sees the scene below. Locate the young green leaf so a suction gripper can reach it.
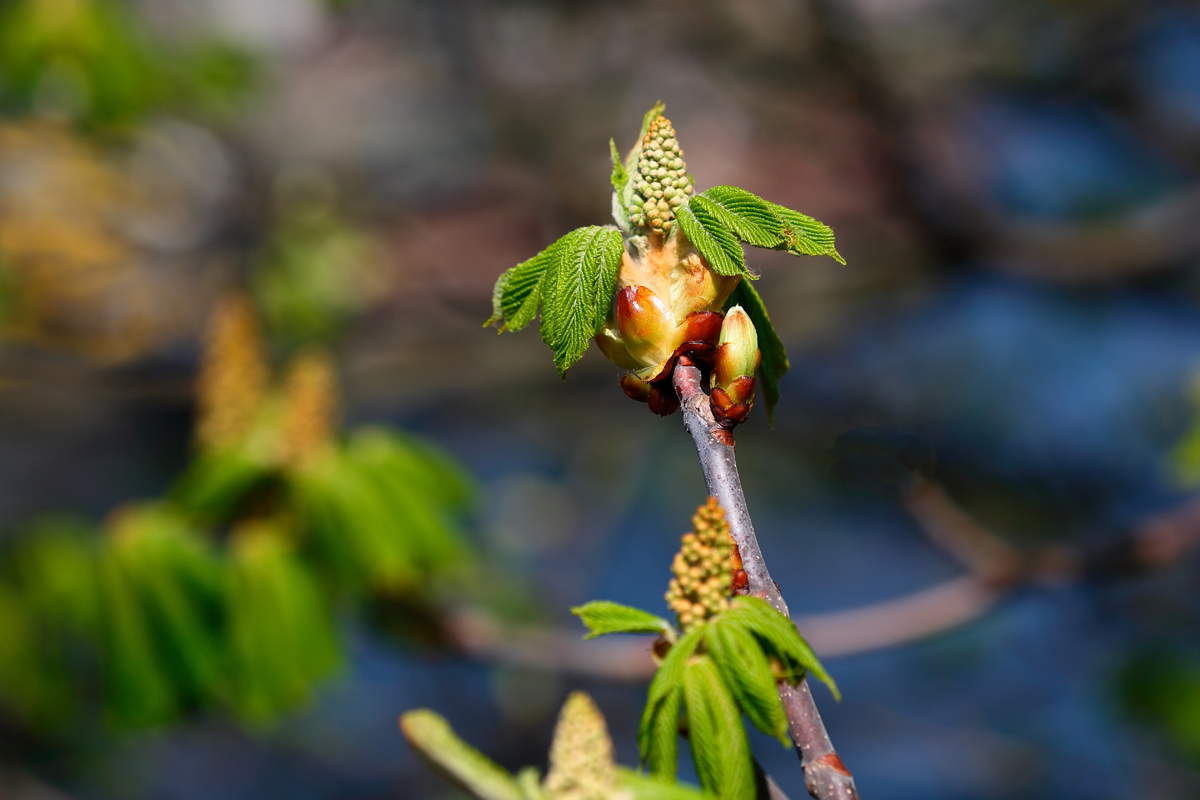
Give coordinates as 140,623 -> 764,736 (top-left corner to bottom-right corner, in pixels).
683,655 -> 755,800
571,601 -> 675,640
730,597 -> 839,700
767,201 -> 845,264
724,281 -> 788,424
400,709 -> 525,800
677,198 -> 747,278
639,625 -> 704,775
611,138 -> 628,194
487,240 -> 560,332
694,186 -> 787,248
694,186 -> 845,265
538,225 -> 625,376
644,683 -> 682,780
706,616 -> 789,745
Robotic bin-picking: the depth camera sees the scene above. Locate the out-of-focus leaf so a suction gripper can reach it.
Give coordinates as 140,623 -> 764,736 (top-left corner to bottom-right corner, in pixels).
225,521 -> 341,722
400,709 -> 525,800
618,770 -> 710,800
173,449 -> 271,522
108,506 -> 224,704
290,450 -> 419,591
97,535 -> 177,728
346,428 -> 471,572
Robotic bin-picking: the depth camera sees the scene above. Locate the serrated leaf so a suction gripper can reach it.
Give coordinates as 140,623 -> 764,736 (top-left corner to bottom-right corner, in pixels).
539,226 -> 625,376
730,597 -> 839,700
611,138 -> 628,193
677,198 -> 747,278
694,185 -> 844,265
639,625 -> 704,772
724,281 -> 788,425
645,683 -> 682,779
487,241 -> 560,331
707,616 -> 789,745
695,186 -> 786,248
401,709 -> 524,800
683,656 -> 755,800
767,201 -> 845,264
572,601 -> 675,640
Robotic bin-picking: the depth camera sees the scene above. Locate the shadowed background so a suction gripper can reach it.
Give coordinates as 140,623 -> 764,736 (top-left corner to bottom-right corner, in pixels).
3,0 -> 1200,798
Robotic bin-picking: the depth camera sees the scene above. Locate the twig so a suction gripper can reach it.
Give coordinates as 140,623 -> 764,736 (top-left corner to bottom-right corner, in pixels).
673,362 -> 861,800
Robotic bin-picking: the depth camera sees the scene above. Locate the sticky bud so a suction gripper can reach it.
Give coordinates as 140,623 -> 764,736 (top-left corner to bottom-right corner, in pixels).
615,285 -> 676,368
710,305 -> 760,426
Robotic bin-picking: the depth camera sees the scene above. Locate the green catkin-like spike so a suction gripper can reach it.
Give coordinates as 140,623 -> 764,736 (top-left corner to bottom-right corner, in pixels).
664,498 -> 735,631
627,117 -> 693,235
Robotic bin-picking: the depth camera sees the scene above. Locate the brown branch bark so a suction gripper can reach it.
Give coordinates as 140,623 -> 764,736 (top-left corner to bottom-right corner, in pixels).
673,362 -> 861,800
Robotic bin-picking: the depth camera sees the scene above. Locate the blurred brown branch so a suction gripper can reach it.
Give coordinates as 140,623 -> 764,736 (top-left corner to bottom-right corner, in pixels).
447,481 -> 1200,675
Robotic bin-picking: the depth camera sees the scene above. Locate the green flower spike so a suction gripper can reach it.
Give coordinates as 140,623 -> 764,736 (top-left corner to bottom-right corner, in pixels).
401,693 -> 707,800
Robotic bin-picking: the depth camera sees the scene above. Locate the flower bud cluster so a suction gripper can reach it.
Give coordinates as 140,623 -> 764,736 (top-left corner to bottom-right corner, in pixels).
543,692 -> 618,800
665,497 -> 735,631
281,347 -> 341,466
627,116 -> 693,234
196,293 -> 269,453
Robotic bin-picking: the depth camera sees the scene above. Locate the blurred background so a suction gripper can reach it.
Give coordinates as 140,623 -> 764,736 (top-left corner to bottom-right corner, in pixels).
3,0 -> 1200,798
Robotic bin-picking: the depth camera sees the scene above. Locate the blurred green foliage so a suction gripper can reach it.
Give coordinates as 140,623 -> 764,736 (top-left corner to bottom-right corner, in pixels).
0,0 -> 255,127
253,176 -> 392,345
0,297 -> 477,731
1116,648 -> 1200,763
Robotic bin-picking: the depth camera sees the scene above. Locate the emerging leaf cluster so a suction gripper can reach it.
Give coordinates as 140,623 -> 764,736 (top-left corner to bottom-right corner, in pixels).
488,104 -> 844,422
0,300 -> 476,730
573,596 -> 836,800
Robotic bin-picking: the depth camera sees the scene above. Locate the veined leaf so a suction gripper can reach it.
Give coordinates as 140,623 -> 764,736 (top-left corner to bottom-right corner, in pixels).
724,281 -> 788,425
487,241 -> 560,332
572,601 -> 675,640
611,138 -> 628,193
694,186 -> 786,248
683,655 -> 755,800
693,185 -> 845,265
731,597 -> 839,700
645,683 -> 682,779
707,616 -> 789,745
677,198 -> 747,278
639,625 -> 704,773
767,201 -> 844,264
539,226 -> 625,376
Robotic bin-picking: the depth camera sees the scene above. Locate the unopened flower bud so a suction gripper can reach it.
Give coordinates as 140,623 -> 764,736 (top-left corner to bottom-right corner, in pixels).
710,306 -> 760,427
615,285 -> 676,368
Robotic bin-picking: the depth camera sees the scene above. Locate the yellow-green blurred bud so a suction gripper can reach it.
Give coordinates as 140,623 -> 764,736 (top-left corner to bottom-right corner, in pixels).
543,692 -> 618,800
